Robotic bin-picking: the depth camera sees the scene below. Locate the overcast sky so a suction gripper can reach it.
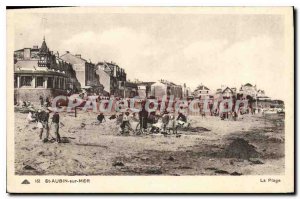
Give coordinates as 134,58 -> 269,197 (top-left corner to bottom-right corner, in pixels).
12,11 -> 288,100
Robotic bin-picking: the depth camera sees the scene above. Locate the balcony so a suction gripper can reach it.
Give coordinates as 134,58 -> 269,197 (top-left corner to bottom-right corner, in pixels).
38,60 -> 50,67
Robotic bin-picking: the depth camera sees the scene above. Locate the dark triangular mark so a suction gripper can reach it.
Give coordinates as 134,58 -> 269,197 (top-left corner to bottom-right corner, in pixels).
21,179 -> 30,184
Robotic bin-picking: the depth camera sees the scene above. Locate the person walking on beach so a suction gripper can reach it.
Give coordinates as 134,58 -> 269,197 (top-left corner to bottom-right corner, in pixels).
37,109 -> 50,141
39,96 -> 44,107
51,111 -> 61,143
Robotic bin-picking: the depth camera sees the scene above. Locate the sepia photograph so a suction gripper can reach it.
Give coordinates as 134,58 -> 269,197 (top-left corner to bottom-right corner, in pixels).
6,6 -> 294,193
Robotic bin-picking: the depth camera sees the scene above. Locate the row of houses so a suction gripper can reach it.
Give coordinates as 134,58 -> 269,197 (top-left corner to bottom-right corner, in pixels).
193,83 -> 270,100
13,37 -> 276,105
13,36 -> 186,103
14,38 -> 130,103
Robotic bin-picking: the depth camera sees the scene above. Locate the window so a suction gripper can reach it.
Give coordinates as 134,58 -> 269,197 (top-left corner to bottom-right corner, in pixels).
47,77 -> 53,88
62,78 -> 66,89
36,77 -> 44,87
20,76 -> 32,87
59,78 -> 64,89
55,78 -> 59,89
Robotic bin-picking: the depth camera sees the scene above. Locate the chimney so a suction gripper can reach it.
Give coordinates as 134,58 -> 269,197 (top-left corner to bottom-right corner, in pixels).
66,51 -> 70,54
75,54 -> 81,58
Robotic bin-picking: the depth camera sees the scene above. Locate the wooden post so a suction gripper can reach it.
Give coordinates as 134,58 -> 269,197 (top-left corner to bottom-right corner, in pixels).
75,106 -> 77,117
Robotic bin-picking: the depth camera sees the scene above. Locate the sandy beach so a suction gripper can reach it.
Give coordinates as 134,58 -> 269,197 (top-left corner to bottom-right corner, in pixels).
14,110 -> 284,176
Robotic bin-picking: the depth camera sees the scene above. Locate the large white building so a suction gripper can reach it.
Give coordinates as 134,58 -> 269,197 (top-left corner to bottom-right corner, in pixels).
95,66 -> 110,95
239,83 -> 257,99
193,84 -> 212,99
150,80 -> 182,99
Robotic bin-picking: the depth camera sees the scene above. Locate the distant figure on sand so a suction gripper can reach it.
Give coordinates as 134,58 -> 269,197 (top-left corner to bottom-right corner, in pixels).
51,111 -> 61,143
39,96 -> 44,107
37,109 -> 49,141
45,97 -> 50,107
120,112 -> 132,134
177,112 -> 187,122
97,113 -> 106,124
177,112 -> 190,128
139,106 -> 148,132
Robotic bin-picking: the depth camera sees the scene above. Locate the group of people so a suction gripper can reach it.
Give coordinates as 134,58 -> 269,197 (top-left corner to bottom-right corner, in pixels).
21,94 -> 254,143
95,105 -> 191,136
39,96 -> 51,107
26,108 -> 61,143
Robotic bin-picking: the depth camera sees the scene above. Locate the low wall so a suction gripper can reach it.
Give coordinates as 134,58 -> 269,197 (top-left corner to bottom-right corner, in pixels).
14,88 -> 67,105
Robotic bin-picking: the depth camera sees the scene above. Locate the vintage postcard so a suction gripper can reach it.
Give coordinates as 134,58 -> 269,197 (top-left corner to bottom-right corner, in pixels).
7,7 -> 294,193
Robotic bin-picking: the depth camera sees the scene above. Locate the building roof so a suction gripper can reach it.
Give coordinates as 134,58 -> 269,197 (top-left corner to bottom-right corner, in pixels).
137,82 -> 156,86
98,61 -> 119,67
159,80 -> 180,87
222,87 -> 233,94
15,48 -> 39,52
14,60 -> 68,77
60,52 -> 87,64
195,84 -> 210,91
39,38 -> 49,54
125,81 -> 138,88
15,60 -> 38,70
214,88 -> 222,94
244,83 -> 253,87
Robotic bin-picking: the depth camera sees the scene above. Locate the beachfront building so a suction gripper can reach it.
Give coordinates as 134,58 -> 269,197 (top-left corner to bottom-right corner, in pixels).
214,85 -> 237,101
239,83 -> 257,99
255,89 -> 273,108
95,65 -> 111,96
14,38 -> 80,104
182,83 -> 192,99
60,52 -> 103,94
96,61 -> 127,97
256,89 -> 269,100
150,80 -> 182,99
193,84 -> 213,100
222,87 -> 236,98
120,81 -> 138,98
137,81 -> 155,98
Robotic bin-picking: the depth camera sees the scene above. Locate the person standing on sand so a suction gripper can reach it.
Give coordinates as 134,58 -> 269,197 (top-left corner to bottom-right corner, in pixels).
161,111 -> 170,133
39,96 -> 44,107
37,109 -> 50,141
120,111 -> 132,134
45,97 -> 50,107
51,111 -> 61,143
138,106 -> 148,132
232,111 -> 238,121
